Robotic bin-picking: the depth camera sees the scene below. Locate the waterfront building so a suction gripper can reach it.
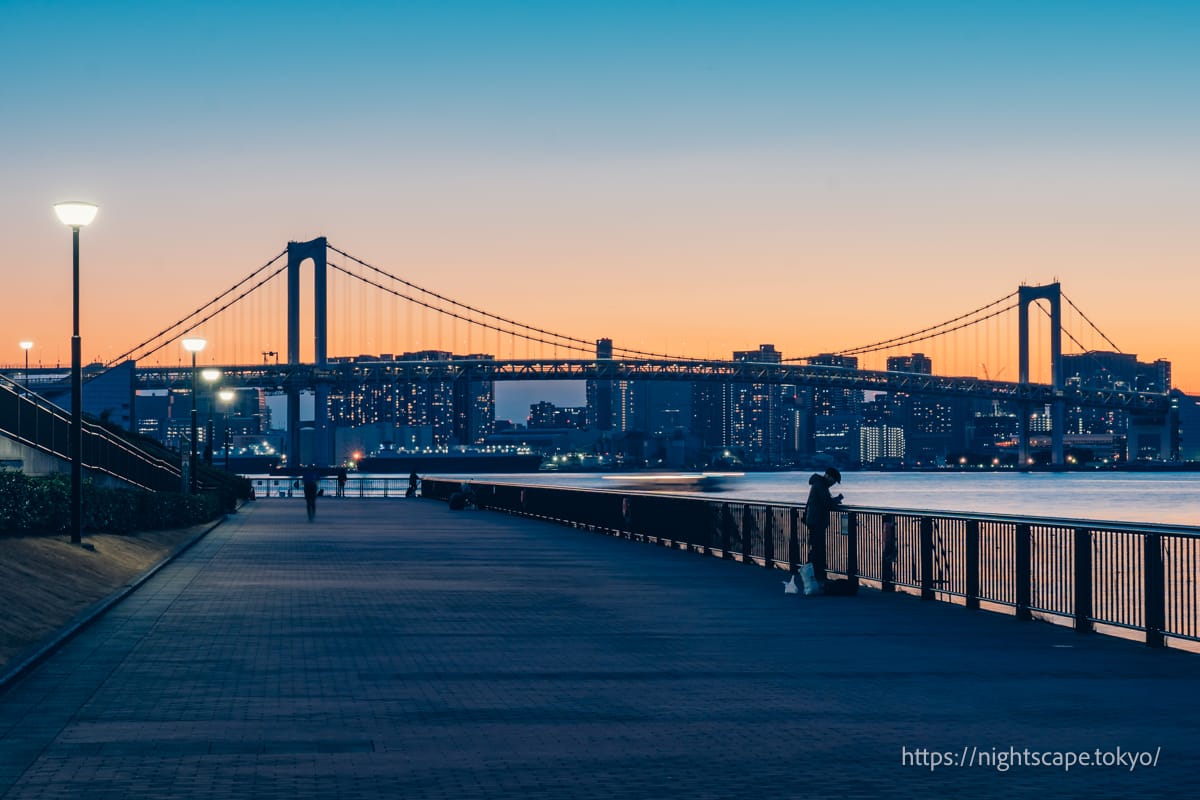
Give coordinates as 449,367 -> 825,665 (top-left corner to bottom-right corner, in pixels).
730,345 -> 785,465
586,338 -> 616,431
452,353 -> 495,445
529,402 -> 587,430
631,382 -> 690,437
1063,350 -> 1172,461
860,395 -> 905,465
135,385 -> 267,452
687,345 -> 786,466
808,353 -> 861,464
326,350 -> 494,455
1170,389 -> 1200,462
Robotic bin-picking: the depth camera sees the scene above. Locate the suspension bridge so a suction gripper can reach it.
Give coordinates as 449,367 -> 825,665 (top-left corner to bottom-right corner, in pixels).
4,237 -> 1174,471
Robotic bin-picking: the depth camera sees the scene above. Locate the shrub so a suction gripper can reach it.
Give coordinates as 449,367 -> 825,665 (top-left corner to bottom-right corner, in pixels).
0,469 -> 225,535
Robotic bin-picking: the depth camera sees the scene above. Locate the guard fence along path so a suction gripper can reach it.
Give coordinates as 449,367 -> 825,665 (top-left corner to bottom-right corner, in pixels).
0,498 -> 1195,799
423,479 -> 1200,650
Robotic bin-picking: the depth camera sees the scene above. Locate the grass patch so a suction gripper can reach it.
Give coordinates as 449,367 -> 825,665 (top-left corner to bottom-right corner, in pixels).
0,526 -> 207,671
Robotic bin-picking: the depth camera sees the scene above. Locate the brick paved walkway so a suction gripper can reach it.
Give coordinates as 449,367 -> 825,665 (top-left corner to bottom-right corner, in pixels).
0,498 -> 1196,799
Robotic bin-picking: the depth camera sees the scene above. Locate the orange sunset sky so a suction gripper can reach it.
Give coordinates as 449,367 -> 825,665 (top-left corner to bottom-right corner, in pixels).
3,2 -> 1198,403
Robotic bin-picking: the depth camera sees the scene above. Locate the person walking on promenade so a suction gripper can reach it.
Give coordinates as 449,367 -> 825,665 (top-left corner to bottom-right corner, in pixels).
802,467 -> 844,593
302,466 -> 319,522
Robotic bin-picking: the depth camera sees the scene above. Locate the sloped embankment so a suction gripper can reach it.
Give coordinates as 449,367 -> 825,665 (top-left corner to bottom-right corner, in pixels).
0,527 -> 203,670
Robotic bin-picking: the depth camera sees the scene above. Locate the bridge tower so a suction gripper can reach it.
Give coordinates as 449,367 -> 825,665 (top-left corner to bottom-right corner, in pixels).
1017,283 -> 1064,466
286,237 -> 331,468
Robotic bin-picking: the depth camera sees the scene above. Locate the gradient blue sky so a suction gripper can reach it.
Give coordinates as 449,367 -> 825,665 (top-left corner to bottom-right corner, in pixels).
3,1 -> 1198,420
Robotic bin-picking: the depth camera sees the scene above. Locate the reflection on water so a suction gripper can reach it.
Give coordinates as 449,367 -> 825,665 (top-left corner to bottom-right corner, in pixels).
460,471 -> 1200,527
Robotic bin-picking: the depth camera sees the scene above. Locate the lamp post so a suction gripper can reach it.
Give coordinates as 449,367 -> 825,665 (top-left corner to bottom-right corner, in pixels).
18,341 -> 33,389
201,368 -> 221,465
181,337 -> 207,494
218,388 -> 235,470
54,201 -> 98,546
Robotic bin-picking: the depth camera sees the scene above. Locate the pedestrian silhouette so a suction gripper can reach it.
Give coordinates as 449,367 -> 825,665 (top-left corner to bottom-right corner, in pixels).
302,467 -> 319,521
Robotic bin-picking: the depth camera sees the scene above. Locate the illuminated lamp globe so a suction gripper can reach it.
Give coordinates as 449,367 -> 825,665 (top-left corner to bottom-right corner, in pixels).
54,201 -> 99,227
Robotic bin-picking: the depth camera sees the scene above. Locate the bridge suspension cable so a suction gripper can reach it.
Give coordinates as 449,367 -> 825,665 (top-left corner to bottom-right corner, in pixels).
790,291 -> 1019,361
327,243 -> 698,361
1061,291 -> 1123,354
327,263 -> 596,356
106,249 -> 288,366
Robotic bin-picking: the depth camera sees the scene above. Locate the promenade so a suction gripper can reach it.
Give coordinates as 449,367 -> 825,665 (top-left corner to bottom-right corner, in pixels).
0,498 -> 1195,799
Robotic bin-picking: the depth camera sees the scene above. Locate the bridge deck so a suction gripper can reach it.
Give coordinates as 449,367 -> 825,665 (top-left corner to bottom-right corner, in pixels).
0,499 -> 1194,799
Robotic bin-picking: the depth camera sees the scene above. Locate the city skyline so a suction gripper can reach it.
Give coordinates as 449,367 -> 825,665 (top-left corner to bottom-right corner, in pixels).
4,2 -> 1198,396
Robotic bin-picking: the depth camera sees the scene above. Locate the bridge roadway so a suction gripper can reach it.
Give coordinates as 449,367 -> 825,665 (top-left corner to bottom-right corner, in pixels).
125,359 -> 1168,411
0,498 -> 1195,799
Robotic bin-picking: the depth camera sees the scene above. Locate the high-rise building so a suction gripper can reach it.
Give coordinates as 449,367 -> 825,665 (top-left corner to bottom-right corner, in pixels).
883,352 -> 963,465
807,353 -> 861,464
1170,389 -> 1200,461
691,380 -> 731,452
1063,351 -> 1171,436
586,338 -> 615,431
860,395 -> 905,464
688,345 -> 789,465
452,354 -> 495,445
886,353 -> 933,375
325,349 -> 494,452
528,402 -> 587,430
632,383 -> 691,436
731,345 -> 785,465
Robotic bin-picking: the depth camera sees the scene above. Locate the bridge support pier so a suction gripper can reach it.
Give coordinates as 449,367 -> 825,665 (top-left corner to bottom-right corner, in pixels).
286,237 -> 331,468
1018,283 -> 1064,467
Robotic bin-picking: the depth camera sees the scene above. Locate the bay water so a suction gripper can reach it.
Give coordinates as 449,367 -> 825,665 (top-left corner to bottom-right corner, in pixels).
459,471 -> 1200,528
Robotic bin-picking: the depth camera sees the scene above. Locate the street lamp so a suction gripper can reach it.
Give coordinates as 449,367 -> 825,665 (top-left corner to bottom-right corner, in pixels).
181,336 -> 207,494
218,388 -> 235,469
201,367 -> 221,465
18,341 -> 33,389
54,201 -> 98,546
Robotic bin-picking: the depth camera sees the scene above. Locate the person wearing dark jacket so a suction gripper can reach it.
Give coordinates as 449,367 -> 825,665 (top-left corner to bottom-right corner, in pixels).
302,467 -> 319,522
804,467 -> 844,586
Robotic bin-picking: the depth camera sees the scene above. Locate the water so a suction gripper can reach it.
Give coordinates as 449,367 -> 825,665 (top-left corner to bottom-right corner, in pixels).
447,471 -> 1200,528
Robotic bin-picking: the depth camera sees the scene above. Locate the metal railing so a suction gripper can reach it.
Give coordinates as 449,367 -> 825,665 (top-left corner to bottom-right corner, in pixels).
422,478 -> 1200,649
0,374 -> 181,492
250,475 -> 415,499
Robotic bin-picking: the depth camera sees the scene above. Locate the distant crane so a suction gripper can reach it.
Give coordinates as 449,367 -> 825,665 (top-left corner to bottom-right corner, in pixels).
981,364 -> 1007,414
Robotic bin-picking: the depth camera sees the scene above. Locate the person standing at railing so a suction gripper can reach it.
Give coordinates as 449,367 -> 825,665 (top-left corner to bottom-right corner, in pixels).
406,470 -> 419,498
802,467 -> 844,594
336,467 -> 347,498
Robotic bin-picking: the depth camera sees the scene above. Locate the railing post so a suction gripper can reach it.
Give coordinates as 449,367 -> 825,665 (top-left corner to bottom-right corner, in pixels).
845,511 -> 858,588
919,517 -> 934,600
880,515 -> 896,592
1073,528 -> 1093,635
741,506 -> 754,563
965,520 -> 980,610
1015,523 -> 1032,621
761,509 -> 774,569
721,505 -> 734,560
788,507 -> 800,576
1144,533 -> 1165,648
